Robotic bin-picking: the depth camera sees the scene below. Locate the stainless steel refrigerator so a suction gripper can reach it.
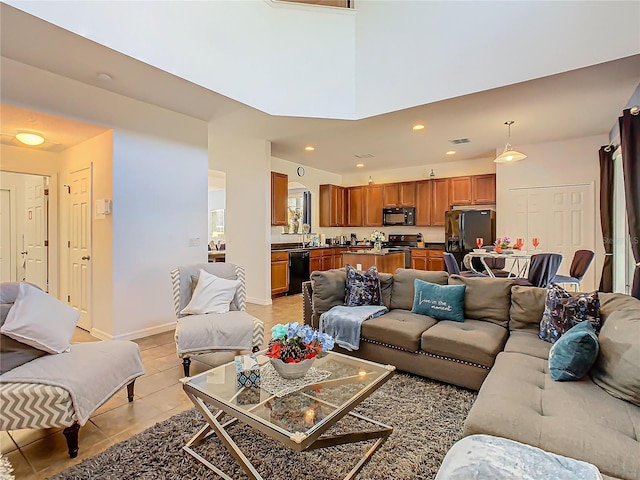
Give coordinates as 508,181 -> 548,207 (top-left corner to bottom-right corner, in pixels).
445,209 -> 496,268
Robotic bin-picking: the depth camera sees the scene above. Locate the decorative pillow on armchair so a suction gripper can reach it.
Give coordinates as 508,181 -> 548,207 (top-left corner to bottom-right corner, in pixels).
539,284 -> 600,344
344,264 -> 383,307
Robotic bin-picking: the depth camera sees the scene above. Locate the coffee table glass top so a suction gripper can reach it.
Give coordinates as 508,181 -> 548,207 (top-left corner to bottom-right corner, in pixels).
185,351 -> 393,438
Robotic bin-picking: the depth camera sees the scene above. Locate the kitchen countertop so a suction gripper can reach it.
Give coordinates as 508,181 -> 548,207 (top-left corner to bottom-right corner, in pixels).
342,250 -> 403,256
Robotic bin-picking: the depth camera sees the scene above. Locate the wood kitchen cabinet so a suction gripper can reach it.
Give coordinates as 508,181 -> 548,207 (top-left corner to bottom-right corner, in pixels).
431,178 -> 450,226
363,185 -> 384,226
415,180 -> 432,226
271,172 -> 288,226
410,249 -> 445,271
319,184 -> 346,227
346,186 -> 364,226
271,251 -> 289,296
383,182 -> 416,207
450,176 -> 473,206
309,249 -> 333,272
332,247 -> 348,269
471,174 -> 496,204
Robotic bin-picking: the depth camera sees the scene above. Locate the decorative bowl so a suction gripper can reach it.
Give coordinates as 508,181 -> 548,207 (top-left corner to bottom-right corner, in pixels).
472,248 -> 487,254
270,358 -> 315,379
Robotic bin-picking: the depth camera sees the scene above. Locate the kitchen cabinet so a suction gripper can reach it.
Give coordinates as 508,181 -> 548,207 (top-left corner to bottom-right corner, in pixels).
431,178 -> 450,226
309,248 -> 333,272
363,185 -> 384,226
450,176 -> 472,206
271,251 -> 289,296
410,249 -> 445,271
383,182 -> 416,207
319,184 -> 346,227
271,172 -> 288,226
415,180 -> 432,226
346,187 -> 364,226
332,247 -> 348,269
471,174 -> 496,204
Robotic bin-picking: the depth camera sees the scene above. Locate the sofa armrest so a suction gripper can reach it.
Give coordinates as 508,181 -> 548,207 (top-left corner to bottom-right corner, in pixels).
302,281 -> 314,328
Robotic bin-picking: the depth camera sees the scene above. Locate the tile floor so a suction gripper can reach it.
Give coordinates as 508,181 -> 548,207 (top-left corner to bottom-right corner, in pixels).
1,294 -> 302,479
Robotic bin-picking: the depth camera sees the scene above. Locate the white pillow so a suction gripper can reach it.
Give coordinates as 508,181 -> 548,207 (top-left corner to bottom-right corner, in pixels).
1,283 -> 80,354
180,269 -> 240,315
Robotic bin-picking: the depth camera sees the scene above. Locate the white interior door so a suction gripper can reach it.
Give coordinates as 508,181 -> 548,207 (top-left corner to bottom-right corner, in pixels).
69,168 -> 92,331
24,176 -> 48,290
505,183 -> 596,290
0,189 -> 12,282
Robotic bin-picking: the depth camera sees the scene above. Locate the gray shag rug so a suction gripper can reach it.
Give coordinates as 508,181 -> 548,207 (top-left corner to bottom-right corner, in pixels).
49,373 -> 476,480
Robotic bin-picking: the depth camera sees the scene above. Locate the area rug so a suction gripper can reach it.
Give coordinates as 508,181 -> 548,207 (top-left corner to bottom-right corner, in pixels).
49,373 -> 477,480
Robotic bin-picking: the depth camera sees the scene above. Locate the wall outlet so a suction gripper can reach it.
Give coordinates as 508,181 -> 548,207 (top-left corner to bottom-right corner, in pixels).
188,237 -> 200,247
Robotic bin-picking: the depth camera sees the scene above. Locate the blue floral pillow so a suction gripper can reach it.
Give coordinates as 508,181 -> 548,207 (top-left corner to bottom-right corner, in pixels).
411,279 -> 466,322
549,321 -> 599,381
539,285 -> 601,344
344,264 -> 383,307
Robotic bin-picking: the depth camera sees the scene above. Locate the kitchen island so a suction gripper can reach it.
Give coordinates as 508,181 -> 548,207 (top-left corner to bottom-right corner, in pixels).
341,250 -> 404,274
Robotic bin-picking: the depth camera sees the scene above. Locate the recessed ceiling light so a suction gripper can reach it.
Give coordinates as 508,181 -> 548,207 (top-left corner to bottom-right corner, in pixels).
16,131 -> 45,146
304,146 -> 315,151
446,150 -> 456,156
356,163 -> 365,168
412,124 -> 425,131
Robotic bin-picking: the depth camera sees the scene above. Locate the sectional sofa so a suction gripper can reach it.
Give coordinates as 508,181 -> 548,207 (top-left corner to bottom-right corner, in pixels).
302,268 -> 640,480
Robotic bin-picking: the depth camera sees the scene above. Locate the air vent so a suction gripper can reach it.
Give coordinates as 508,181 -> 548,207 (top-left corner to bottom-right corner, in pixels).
449,138 -> 471,145
354,153 -> 375,158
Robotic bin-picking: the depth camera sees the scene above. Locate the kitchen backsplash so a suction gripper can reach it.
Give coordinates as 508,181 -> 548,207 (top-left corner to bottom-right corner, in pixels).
270,225 -> 445,244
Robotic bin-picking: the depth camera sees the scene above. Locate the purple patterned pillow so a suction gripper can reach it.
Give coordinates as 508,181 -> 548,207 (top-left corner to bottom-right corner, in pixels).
344,264 -> 383,307
539,284 -> 601,344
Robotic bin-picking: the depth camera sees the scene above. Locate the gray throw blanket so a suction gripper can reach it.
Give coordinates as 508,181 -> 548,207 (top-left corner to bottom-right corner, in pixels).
0,341 -> 145,425
320,305 -> 388,351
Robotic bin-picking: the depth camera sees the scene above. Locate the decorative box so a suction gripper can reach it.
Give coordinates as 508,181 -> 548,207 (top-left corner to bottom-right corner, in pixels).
235,355 -> 260,389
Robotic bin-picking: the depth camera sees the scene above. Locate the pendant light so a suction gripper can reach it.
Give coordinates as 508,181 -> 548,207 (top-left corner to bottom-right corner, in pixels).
494,121 -> 527,163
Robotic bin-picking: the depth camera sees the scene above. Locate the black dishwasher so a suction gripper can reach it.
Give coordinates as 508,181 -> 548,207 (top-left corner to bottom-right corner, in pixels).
288,250 -> 310,295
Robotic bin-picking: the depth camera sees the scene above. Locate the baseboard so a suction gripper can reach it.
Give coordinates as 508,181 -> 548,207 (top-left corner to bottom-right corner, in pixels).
91,321 -> 177,341
247,296 -> 272,306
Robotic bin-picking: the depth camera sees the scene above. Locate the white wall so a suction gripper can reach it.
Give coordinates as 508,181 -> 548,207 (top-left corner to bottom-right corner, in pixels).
496,134 -> 605,291
9,0 -> 637,119
209,127 -> 272,305
270,156 -> 343,244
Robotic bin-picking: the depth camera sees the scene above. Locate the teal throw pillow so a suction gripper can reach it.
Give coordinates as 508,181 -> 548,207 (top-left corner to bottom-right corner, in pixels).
411,279 -> 466,322
548,321 -> 599,382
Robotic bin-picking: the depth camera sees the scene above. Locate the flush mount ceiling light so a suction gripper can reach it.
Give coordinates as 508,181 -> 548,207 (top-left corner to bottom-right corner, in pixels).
356,163 -> 365,168
304,145 -> 315,151
446,150 -> 456,156
412,124 -> 425,131
15,131 -> 45,146
494,121 -> 527,163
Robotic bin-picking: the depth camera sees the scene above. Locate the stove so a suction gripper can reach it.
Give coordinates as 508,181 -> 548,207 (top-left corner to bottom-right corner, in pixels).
385,234 -> 422,268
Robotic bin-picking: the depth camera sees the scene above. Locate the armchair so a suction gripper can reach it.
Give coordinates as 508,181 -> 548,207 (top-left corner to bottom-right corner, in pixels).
170,263 -> 264,376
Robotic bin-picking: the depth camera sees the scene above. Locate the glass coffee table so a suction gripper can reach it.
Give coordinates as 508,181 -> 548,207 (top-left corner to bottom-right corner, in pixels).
181,351 -> 395,480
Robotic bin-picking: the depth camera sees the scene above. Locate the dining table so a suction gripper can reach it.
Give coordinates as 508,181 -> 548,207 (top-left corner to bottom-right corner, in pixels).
466,251 -> 533,278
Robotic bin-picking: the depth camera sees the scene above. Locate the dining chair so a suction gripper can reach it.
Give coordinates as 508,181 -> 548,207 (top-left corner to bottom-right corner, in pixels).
444,253 -> 488,278
552,249 -> 595,291
470,247 -> 510,277
514,253 -> 563,288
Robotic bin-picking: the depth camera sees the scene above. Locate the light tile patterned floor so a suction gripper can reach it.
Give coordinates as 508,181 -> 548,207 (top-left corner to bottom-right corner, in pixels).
1,294 -> 302,479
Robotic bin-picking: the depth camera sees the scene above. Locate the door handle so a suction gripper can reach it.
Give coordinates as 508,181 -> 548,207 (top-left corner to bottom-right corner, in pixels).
20,251 -> 28,255
82,255 -> 90,260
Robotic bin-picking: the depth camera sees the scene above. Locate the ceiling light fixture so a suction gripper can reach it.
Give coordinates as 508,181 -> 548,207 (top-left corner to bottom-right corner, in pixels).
356,163 -> 364,168
15,131 -> 45,146
96,72 -> 113,82
446,150 -> 456,156
412,124 -> 425,131
494,121 -> 527,163
304,146 -> 315,152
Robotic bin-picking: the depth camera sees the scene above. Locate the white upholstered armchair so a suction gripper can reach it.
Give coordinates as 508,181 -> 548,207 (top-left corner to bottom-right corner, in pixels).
170,263 -> 264,376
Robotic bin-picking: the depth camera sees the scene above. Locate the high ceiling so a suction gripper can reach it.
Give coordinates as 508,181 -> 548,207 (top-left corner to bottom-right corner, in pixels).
1,4 -> 638,174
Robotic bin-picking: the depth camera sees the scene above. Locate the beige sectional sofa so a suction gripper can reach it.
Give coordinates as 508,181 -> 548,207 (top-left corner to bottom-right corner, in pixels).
303,268 -> 640,480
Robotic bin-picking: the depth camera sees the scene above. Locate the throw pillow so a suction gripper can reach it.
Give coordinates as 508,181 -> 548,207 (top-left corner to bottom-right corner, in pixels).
180,269 -> 241,315
344,264 -> 383,307
548,321 -> 599,381
411,279 -> 466,322
0,283 -> 80,354
539,284 -> 600,344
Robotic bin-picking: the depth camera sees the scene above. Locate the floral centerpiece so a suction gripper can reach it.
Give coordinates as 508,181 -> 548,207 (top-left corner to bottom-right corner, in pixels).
495,236 -> 524,253
495,236 -> 511,249
266,322 -> 334,378
370,230 -> 386,253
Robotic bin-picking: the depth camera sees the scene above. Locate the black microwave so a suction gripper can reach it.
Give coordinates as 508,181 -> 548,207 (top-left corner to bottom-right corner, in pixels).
383,207 -> 415,226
